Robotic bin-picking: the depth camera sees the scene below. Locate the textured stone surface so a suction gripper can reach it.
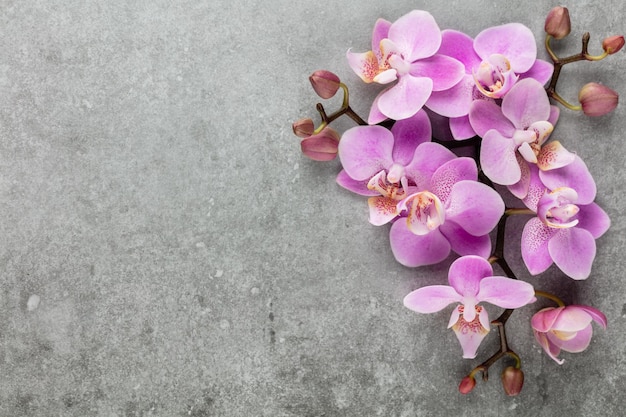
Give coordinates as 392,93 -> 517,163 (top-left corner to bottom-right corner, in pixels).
0,1 -> 624,415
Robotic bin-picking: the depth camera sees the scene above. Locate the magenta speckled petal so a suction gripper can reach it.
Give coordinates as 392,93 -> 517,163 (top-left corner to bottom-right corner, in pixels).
474,23 -> 537,73
445,181 -> 505,236
403,286 -> 463,313
469,100 -> 515,138
521,164 -> 546,211
410,54 -> 465,91
338,125 -> 394,181
430,158 -> 478,203
377,75 -> 433,121
389,221 -> 451,267
388,10 -> 441,62
522,217 -> 556,275
548,227 -> 596,280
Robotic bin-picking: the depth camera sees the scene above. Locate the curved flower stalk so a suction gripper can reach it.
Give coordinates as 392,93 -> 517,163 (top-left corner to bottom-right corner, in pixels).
427,28 -> 553,140
404,256 -> 536,358
531,305 -> 607,364
347,10 -> 464,123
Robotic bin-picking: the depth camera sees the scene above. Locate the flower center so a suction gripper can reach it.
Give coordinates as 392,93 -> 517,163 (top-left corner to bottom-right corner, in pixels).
473,54 -> 518,98
537,187 -> 580,229
513,121 -> 555,164
398,191 -> 445,235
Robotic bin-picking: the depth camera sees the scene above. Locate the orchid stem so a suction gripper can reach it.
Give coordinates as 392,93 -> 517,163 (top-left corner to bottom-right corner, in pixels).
535,290 -> 566,307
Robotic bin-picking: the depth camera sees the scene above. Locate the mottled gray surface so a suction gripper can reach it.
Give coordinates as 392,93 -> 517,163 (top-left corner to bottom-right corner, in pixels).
0,0 -> 624,416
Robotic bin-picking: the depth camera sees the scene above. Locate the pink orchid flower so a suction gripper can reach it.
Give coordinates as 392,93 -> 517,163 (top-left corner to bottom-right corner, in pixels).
520,164 -> 609,280
347,10 -> 464,123
531,305 -> 607,364
426,28 -> 553,140
469,78 -> 572,197
404,256 -> 536,358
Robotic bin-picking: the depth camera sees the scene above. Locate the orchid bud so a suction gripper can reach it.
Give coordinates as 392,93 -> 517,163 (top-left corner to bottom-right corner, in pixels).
458,376 -> 476,395
578,82 -> 619,116
602,35 -> 625,55
300,127 -> 340,161
501,366 -> 524,396
309,70 -> 341,99
544,6 -> 571,39
292,118 -> 315,138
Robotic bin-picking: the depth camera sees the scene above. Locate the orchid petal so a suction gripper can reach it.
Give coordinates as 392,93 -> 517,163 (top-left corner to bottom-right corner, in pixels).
377,75 -> 433,121
391,110 -> 432,164
368,196 -> 400,225
519,59 -> 554,85
439,221 -> 492,258
477,277 -> 536,308
469,100 -> 515,138
534,330 -> 564,364
426,75 -> 475,117
347,49 -> 380,83
537,141 -> 576,171
449,115 -> 477,140
507,154 -> 531,199
388,10 -> 441,62
367,89 -> 390,125
404,142 -> 456,190
474,23 -> 537,73
549,325 -> 593,353
445,181 -> 505,236
410,54 -> 465,91
371,18 -> 391,55
531,307 -> 563,333
480,130 -> 521,185
501,78 -> 551,129
522,217 -> 556,275
447,255 -> 492,297
389,221 -> 451,267
574,305 -> 608,329
550,308 -> 593,332
539,156 -> 596,205
521,164 -> 546,211
338,125 -> 394,181
548,227 -> 596,280
403,285 -> 463,313
336,170 -> 379,196
575,203 -> 611,239
450,306 -> 490,359
438,30 -> 481,70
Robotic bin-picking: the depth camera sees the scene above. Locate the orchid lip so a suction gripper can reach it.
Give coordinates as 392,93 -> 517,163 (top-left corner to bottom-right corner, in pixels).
537,187 -> 580,228
398,191 -> 445,235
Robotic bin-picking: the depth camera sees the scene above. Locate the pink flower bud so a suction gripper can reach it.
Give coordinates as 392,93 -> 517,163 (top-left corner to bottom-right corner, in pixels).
309,70 -> 341,99
501,367 -> 524,396
458,376 -> 476,395
602,35 -> 625,54
300,127 -> 340,161
292,118 -> 315,138
545,6 -> 571,39
578,82 -> 619,116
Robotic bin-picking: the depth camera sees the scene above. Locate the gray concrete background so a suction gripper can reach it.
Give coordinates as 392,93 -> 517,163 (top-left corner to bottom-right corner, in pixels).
0,0 -> 624,416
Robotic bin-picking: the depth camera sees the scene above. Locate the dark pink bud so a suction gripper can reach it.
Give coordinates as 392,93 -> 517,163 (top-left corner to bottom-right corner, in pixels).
545,6 -> 571,39
579,82 -> 619,116
300,127 -> 340,161
309,70 -> 341,99
501,367 -> 524,396
458,376 -> 476,395
292,118 -> 315,138
602,35 -> 625,54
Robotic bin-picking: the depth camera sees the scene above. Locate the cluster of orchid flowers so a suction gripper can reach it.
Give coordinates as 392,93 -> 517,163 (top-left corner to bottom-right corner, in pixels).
293,7 -> 621,396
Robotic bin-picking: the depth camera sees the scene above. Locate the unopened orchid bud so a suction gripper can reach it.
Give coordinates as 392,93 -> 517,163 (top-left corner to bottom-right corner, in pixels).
300,127 -> 340,161
602,35 -> 625,54
501,367 -> 524,396
458,376 -> 476,395
292,118 -> 315,138
545,6 -> 571,39
578,82 -> 619,116
309,70 -> 341,99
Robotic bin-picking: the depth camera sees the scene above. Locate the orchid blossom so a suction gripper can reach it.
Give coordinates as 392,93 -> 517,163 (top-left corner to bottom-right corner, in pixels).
531,305 -> 607,364
404,256 -> 536,358
347,10 -> 464,123
470,78 -> 574,198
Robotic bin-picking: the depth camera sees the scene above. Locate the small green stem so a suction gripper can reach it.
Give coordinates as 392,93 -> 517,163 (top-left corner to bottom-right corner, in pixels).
535,290 -> 566,307
504,208 -> 535,216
